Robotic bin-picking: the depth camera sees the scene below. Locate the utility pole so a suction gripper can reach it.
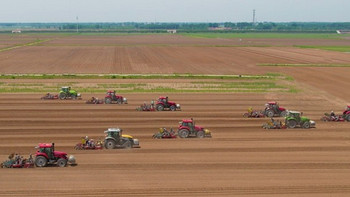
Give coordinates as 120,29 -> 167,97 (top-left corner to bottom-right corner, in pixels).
76,16 -> 79,33
252,9 -> 256,25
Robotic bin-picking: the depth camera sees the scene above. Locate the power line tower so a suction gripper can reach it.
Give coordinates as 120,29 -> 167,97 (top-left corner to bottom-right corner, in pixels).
252,9 -> 256,25
76,16 -> 79,33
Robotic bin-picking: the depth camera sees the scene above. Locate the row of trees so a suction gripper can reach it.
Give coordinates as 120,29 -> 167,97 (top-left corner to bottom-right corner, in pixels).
1,22 -> 349,32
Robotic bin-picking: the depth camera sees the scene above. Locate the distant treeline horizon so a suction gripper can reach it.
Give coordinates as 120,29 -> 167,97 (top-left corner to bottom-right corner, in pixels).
1,22 -> 349,33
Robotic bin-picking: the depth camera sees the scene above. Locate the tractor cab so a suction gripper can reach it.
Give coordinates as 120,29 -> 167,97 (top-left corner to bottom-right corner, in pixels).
179,119 -> 204,132
287,111 -> 301,120
106,90 -> 116,99
266,101 -> 284,111
36,143 -> 55,160
104,128 -> 122,140
158,96 -> 169,105
61,86 -> 71,93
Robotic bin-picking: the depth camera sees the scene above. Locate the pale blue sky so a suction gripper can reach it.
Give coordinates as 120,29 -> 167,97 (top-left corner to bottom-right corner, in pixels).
0,0 -> 348,23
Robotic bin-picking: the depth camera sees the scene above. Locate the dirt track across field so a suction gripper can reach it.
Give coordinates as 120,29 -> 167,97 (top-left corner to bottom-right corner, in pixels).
0,93 -> 350,196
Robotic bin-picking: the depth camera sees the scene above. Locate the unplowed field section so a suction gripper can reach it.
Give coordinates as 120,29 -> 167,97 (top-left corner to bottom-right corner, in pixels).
0,46 -> 350,74
1,93 -> 350,196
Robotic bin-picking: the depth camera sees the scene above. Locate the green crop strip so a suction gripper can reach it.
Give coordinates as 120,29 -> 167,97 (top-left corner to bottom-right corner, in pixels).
296,45 -> 350,52
259,63 -> 350,67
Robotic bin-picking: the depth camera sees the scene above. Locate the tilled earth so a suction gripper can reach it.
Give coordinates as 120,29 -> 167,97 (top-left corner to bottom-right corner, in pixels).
1,93 -> 350,196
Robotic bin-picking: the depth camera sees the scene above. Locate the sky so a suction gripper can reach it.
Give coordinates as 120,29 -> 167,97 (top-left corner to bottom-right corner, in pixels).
0,0 -> 349,23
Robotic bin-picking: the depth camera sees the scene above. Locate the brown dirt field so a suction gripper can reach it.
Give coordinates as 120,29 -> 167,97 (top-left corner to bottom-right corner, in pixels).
1,93 -> 350,196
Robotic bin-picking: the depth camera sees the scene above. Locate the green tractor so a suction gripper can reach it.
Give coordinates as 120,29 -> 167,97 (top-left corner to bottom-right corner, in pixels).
285,111 -> 316,129
59,86 -> 81,100
104,128 -> 140,149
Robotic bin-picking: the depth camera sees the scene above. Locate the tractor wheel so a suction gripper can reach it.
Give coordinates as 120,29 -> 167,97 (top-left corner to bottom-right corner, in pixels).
35,156 -> 48,167
105,140 -> 116,149
59,93 -> 66,100
302,121 -> 311,129
346,115 -> 350,122
287,120 -> 297,128
178,129 -> 189,138
280,111 -> 288,117
156,104 -> 164,111
105,98 -> 112,104
71,94 -> 77,100
196,130 -> 205,138
57,158 -> 67,167
266,110 -> 274,118
123,140 -> 132,149
170,105 -> 176,111
117,98 -> 122,104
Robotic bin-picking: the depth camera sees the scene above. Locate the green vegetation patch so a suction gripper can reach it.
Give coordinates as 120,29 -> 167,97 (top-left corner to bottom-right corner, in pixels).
296,45 -> 350,52
182,33 -> 342,39
259,63 -> 350,68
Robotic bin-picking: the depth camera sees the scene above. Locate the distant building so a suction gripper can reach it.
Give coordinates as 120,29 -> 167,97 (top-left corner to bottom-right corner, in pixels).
167,29 -> 177,34
336,30 -> 350,34
11,30 -> 21,33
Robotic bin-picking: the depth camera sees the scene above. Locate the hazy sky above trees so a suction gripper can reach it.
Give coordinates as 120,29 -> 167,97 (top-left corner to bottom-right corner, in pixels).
0,0 -> 348,22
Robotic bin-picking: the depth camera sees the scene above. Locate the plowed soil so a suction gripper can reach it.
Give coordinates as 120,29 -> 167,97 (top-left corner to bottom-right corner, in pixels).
1,34 -> 350,196
1,92 -> 350,196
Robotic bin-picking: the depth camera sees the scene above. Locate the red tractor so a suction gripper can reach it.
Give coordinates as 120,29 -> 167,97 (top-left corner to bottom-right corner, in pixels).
343,105 -> 350,122
156,96 -> 181,111
34,143 -> 76,167
177,118 -> 211,138
264,101 -> 288,117
104,90 -> 128,104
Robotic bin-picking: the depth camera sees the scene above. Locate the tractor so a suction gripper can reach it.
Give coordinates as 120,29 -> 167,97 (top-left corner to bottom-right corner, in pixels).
104,90 -> 127,104
59,86 -> 81,100
177,118 -> 211,138
104,128 -> 140,149
343,105 -> 350,122
34,143 -> 76,167
264,101 -> 288,117
285,111 -> 316,129
156,96 -> 181,111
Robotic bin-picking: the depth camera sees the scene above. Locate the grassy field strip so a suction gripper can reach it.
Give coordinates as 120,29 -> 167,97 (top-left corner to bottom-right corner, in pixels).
0,79 -> 298,93
296,45 -> 350,52
181,33 -> 345,39
0,73 -> 291,80
259,63 -> 350,67
0,39 -> 52,52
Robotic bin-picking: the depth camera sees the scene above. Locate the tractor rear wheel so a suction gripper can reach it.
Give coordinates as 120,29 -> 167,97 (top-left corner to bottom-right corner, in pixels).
35,156 -> 48,167
170,105 -> 176,111
287,120 -> 297,128
178,129 -> 189,138
280,111 -> 288,117
105,140 -> 116,149
302,121 -> 311,129
156,104 -> 164,111
196,130 -> 205,138
57,158 -> 67,167
346,115 -> 350,122
266,110 -> 274,118
59,93 -> 66,100
105,98 -> 112,104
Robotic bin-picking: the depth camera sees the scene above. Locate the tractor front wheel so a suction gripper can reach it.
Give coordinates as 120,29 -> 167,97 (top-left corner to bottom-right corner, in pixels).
59,93 -> 66,100
123,140 -> 132,149
117,98 -> 122,104
280,111 -> 288,117
105,98 -> 112,104
302,121 -> 311,129
170,105 -> 176,111
57,158 -> 67,167
105,140 -> 116,149
266,110 -> 274,118
156,104 -> 164,111
35,156 -> 48,167
196,130 -> 205,138
178,129 -> 189,138
287,120 -> 297,128
71,94 -> 77,100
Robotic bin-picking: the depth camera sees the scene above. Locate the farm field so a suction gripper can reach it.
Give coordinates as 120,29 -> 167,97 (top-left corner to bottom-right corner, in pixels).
0,33 -> 350,196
